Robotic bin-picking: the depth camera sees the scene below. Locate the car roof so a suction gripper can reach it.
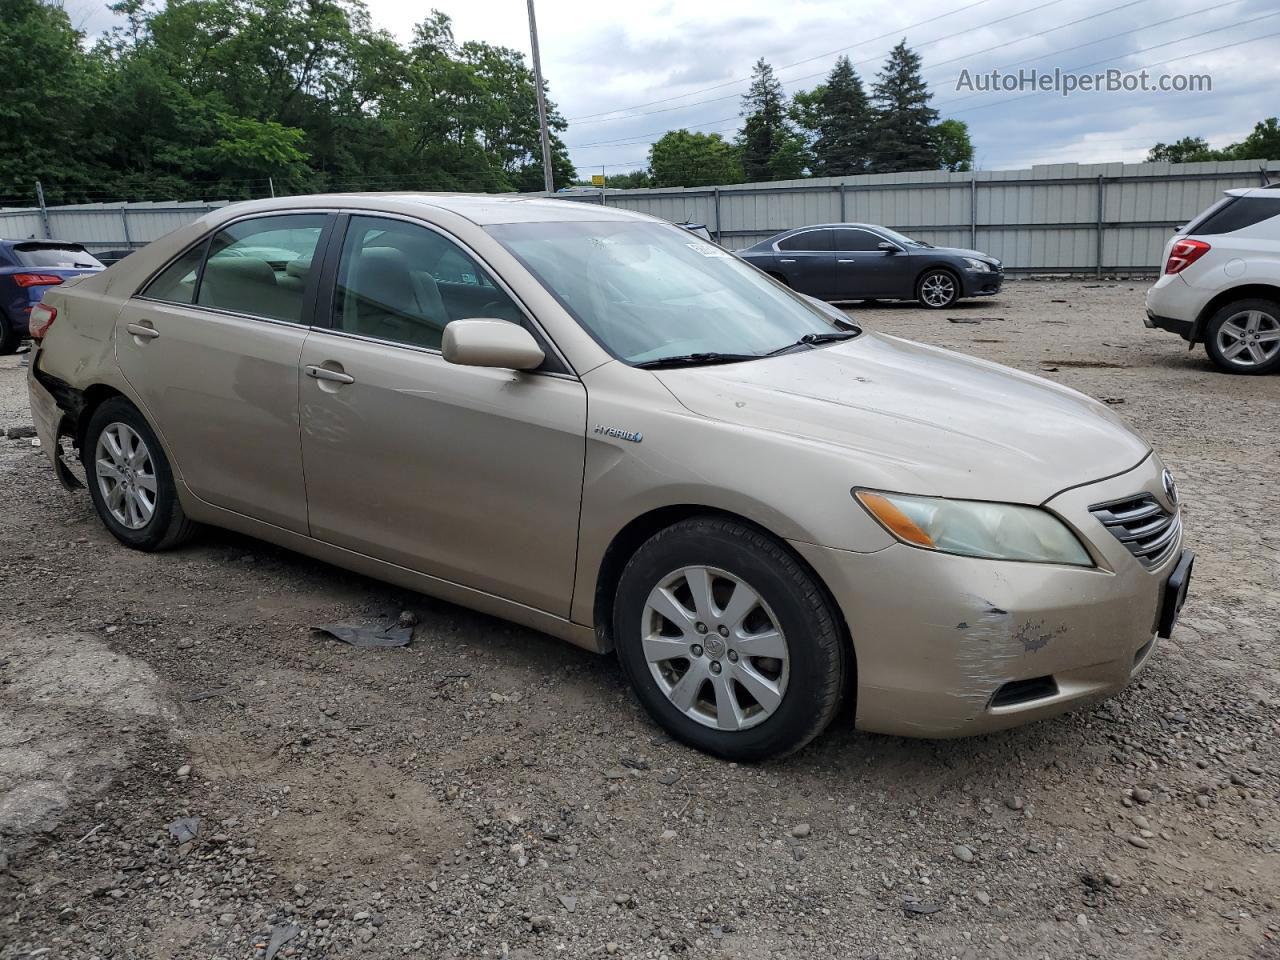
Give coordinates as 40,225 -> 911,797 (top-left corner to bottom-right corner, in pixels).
777,223 -> 886,232
1225,187 -> 1280,199
209,193 -> 656,226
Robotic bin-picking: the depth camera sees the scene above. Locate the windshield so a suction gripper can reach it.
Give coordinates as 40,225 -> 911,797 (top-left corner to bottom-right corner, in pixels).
487,221 -> 850,365
874,226 -> 929,248
13,243 -> 103,269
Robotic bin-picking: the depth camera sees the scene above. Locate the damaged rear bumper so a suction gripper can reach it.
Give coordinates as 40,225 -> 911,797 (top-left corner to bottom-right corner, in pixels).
27,346 -> 84,490
791,456 -> 1182,739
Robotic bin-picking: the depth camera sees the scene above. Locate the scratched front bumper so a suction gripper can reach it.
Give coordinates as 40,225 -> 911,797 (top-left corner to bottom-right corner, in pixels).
790,455 -> 1180,738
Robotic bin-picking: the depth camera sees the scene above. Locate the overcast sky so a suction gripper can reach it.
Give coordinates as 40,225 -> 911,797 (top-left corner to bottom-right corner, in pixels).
62,0 -> 1280,177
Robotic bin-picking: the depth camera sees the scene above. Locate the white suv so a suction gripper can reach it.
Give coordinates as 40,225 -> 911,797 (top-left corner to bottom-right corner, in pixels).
1145,185 -> 1280,374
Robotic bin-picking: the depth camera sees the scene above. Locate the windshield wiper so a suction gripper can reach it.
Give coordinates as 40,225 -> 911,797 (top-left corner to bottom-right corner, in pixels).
765,329 -> 861,356
633,352 -> 761,369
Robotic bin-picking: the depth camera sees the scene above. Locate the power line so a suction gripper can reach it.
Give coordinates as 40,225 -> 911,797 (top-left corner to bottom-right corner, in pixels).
566,0 -> 1073,127
941,25 -> 1280,115
564,0 -> 997,122
935,10 -> 1280,110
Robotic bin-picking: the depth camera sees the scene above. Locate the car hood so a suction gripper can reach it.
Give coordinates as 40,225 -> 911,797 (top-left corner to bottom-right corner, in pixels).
914,246 -> 998,264
653,332 -> 1149,504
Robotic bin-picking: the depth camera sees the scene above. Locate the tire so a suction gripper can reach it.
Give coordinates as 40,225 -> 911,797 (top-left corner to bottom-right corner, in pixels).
916,269 -> 960,309
613,516 -> 847,761
81,397 -> 197,550
0,312 -> 19,355
1202,298 -> 1280,375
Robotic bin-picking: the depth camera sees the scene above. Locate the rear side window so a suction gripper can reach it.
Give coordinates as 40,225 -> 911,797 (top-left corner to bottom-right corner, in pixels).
13,243 -> 102,269
196,215 -> 328,323
777,229 -> 833,252
1186,196 -> 1280,235
143,245 -> 205,304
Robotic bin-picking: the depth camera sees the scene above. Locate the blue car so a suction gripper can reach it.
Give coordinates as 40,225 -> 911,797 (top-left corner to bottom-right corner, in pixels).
0,240 -> 104,353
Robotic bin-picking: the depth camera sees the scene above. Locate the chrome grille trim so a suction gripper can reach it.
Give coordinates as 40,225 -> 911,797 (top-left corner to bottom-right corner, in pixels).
1089,493 -> 1181,569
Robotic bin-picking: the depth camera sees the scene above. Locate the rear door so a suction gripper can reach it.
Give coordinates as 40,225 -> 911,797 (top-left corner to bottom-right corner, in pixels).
832,228 -> 912,298
114,212 -> 334,533
773,229 -> 835,297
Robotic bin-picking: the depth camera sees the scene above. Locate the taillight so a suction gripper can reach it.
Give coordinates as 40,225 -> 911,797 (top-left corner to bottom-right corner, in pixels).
1165,238 -> 1210,275
28,303 -> 57,338
13,273 -> 65,288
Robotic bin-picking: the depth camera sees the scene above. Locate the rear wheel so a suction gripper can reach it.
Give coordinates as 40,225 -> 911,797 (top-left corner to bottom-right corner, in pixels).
916,269 -> 959,309
82,397 -> 196,550
1203,298 -> 1280,374
613,516 -> 847,761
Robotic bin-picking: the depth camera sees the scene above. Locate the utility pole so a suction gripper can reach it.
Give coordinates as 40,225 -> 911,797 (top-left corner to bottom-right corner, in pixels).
34,180 -> 50,238
526,0 -> 555,194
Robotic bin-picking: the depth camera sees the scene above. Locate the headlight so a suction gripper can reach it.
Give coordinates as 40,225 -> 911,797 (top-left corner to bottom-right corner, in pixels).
962,257 -> 991,272
855,490 -> 1093,566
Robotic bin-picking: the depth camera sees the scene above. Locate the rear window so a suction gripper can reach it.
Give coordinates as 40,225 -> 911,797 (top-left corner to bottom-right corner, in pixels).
1185,196 -> 1280,236
13,243 -> 103,269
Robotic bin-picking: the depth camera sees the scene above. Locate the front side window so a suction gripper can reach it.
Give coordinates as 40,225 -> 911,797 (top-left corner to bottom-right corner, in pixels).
834,229 -> 886,252
195,214 -> 328,323
777,229 -> 833,252
488,221 -> 851,365
331,216 -> 521,349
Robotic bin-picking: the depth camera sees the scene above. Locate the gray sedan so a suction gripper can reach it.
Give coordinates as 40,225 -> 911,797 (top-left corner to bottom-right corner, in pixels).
738,223 -> 1003,308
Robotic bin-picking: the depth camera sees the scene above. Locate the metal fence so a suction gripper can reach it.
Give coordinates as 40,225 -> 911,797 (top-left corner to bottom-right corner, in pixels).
559,158 -> 1280,274
2,158 -> 1276,273
0,199 -> 231,261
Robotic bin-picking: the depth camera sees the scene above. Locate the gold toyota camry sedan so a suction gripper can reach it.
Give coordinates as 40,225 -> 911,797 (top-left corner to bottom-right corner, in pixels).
26,194 -> 1193,760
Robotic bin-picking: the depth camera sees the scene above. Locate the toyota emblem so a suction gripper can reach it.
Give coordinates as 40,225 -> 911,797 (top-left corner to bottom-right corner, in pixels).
1161,469 -> 1179,507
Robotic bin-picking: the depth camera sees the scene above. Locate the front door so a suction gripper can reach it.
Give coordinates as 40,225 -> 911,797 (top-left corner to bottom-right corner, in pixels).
832,228 -> 912,299
298,214 -> 587,616
114,213 -> 332,533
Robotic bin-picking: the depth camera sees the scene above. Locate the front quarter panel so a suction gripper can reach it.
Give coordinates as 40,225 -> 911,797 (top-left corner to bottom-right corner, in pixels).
570,361 -> 896,627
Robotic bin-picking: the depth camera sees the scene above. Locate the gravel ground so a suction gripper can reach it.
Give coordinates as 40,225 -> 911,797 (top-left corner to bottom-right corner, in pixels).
1,279 -> 1278,960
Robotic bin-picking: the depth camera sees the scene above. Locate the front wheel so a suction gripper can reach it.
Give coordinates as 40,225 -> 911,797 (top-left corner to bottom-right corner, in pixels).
916,269 -> 959,309
1203,299 -> 1280,374
82,397 -> 196,550
613,516 -> 847,761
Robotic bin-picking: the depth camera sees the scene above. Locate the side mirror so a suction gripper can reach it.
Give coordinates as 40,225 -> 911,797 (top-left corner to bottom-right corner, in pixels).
442,319 -> 545,371
877,241 -> 900,253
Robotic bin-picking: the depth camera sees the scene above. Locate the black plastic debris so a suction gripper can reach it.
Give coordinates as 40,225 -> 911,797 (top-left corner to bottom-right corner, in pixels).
166,817 -> 201,844
311,622 -> 413,649
902,900 -> 942,916
264,923 -> 301,960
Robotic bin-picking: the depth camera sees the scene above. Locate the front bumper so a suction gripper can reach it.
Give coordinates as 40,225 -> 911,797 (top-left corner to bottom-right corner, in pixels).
962,269 -> 1003,297
792,456 -> 1183,738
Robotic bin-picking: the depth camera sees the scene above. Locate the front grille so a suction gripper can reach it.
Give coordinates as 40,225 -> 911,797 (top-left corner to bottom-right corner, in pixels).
1089,493 -> 1181,569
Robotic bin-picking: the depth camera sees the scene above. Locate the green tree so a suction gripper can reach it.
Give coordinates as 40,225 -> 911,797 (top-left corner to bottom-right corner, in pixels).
0,0 -> 105,202
1226,118 -> 1280,161
738,58 -> 807,182
935,119 -> 973,172
1146,136 -> 1223,163
870,40 -> 939,173
648,130 -> 743,187
599,169 -> 653,189
804,56 -> 873,177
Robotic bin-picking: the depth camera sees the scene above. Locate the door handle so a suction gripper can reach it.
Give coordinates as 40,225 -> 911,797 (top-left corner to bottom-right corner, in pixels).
779,258 -> 797,263
305,365 -> 355,385
125,322 -> 160,340
837,259 -> 854,264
